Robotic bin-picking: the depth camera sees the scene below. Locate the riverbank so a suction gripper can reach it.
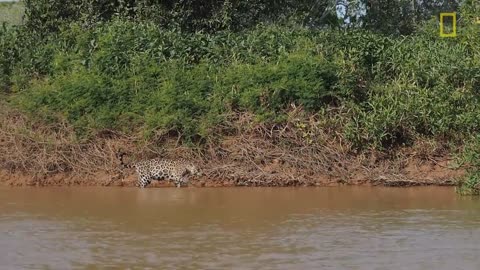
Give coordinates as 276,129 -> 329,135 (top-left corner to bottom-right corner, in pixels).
0,123 -> 464,188
0,103 -> 465,188
0,158 -> 463,188
1,3 -> 479,192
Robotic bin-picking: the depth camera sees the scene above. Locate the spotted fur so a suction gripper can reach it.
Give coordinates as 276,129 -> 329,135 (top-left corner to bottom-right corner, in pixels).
118,153 -> 201,188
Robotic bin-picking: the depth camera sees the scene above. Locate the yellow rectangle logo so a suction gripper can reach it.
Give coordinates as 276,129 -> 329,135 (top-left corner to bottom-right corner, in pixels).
439,12 -> 457,37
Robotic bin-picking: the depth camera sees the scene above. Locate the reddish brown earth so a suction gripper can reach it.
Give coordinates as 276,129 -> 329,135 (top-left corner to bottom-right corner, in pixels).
0,155 -> 464,188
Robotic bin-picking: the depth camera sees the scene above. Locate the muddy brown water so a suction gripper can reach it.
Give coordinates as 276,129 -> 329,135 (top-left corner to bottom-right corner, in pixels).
0,187 -> 479,270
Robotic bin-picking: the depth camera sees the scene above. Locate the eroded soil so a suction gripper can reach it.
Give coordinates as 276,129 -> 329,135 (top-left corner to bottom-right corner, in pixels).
0,155 -> 464,188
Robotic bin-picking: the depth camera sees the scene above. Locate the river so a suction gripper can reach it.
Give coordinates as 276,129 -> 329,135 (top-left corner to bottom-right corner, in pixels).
1,187 -> 479,269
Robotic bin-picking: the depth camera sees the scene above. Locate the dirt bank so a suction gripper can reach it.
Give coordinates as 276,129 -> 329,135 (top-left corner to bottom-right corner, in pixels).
0,153 -> 464,187
0,106 -> 465,187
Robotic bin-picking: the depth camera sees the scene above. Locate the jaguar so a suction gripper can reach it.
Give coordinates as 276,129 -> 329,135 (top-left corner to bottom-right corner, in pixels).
118,153 -> 201,188
133,158 -> 201,188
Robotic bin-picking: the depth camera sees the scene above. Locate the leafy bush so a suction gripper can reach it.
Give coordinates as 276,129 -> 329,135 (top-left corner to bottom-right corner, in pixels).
0,2 -> 24,25
0,25 -> 17,92
2,2 -> 479,150
13,45 -> 343,140
23,0 -> 337,33
457,136 -> 480,195
345,80 -> 480,149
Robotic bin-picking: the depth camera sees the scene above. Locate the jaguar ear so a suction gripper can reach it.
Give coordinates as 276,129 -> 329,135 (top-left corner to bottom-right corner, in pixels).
115,151 -> 124,159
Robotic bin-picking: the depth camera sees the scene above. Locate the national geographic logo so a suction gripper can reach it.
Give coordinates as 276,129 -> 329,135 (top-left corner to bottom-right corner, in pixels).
439,12 -> 456,38
439,13 -> 480,38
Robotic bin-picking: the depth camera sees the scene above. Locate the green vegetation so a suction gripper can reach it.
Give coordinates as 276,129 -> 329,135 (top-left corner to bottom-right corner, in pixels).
1,0 -> 479,192
456,136 -> 480,195
0,2 -> 24,25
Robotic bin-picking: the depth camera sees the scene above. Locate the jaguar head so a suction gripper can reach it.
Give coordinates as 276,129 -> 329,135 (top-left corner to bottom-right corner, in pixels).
188,164 -> 202,177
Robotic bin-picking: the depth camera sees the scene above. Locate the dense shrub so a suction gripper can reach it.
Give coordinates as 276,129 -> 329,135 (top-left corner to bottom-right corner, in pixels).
0,25 -> 17,92
345,81 -> 480,149
13,46 -> 343,139
457,136 -> 480,195
2,2 -> 479,149
23,0 -> 338,33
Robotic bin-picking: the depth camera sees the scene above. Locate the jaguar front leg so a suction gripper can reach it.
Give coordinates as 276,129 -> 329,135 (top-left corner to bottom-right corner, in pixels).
175,175 -> 189,188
